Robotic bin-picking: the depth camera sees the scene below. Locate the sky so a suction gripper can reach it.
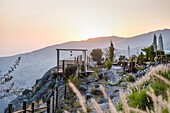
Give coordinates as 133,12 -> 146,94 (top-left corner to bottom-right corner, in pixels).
0,0 -> 170,57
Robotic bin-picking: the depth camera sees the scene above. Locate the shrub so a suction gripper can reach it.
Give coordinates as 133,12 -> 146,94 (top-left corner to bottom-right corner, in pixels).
119,55 -> 125,61
117,79 -> 126,84
105,59 -> 112,70
126,75 -> 135,82
56,107 -> 64,113
90,48 -> 103,65
35,79 -> 39,84
137,67 -> 143,71
94,66 -> 100,73
49,82 -> 55,89
128,88 -> 153,110
102,81 -> 113,86
80,106 -> 92,113
65,65 -> 77,79
151,80 -> 169,100
90,87 -> 96,95
68,75 -> 80,89
73,100 -> 81,108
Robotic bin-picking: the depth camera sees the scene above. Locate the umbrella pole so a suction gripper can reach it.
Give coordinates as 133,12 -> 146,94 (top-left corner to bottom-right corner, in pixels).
160,51 -> 162,64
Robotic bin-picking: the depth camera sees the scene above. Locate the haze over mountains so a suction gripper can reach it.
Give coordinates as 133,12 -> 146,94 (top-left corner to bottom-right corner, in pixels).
0,29 -> 170,88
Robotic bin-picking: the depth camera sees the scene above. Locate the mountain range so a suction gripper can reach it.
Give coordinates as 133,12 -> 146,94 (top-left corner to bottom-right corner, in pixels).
0,28 -> 170,88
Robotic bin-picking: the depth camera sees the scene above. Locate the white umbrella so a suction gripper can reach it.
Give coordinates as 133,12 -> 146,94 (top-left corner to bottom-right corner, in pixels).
158,34 -> 164,51
153,34 -> 157,52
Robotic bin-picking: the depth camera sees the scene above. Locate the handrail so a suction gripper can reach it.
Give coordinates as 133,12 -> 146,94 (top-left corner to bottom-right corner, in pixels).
9,81 -> 66,113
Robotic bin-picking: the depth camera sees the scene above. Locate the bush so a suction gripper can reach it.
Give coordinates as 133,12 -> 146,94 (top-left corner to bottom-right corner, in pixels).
73,100 -> 81,108
90,48 -> 103,65
126,75 -> 135,82
94,66 -> 100,73
69,75 -> 80,89
49,82 -> 55,89
102,81 -> 113,86
35,79 -> 39,84
119,55 -> 125,61
117,79 -> 126,84
90,87 -> 96,95
128,88 -> 153,110
105,59 -> 112,70
80,106 -> 92,113
65,65 -> 77,79
151,80 -> 169,100
137,67 -> 143,71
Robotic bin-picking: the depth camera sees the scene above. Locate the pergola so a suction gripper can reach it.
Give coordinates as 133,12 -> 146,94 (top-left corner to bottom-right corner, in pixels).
56,49 -> 88,73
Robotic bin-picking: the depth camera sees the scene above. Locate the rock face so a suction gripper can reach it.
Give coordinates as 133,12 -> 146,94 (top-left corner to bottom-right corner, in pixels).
4,67 -> 58,113
105,66 -> 122,85
98,68 -> 107,79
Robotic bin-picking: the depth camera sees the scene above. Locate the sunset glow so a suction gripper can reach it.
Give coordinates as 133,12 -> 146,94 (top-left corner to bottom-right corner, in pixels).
0,0 -> 170,57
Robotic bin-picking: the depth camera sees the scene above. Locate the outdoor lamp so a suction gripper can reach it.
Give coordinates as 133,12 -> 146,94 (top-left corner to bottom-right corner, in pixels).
70,51 -> 72,56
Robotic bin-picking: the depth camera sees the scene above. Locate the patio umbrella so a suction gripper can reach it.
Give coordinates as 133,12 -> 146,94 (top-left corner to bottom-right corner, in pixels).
158,34 -> 164,51
153,34 -> 157,53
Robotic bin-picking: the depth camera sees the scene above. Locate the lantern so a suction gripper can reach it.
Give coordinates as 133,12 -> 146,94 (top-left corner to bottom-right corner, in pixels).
70,51 -> 72,56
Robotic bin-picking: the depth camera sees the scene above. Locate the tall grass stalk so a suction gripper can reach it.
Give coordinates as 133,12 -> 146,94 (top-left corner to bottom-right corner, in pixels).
91,98 -> 103,113
68,82 -> 87,113
120,89 -> 130,113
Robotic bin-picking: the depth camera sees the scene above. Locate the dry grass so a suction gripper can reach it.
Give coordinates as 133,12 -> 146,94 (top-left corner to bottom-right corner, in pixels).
64,110 -> 70,113
128,64 -> 170,89
68,82 -> 87,113
119,89 -> 130,113
91,98 -> 103,113
154,74 -> 170,85
46,64 -> 170,113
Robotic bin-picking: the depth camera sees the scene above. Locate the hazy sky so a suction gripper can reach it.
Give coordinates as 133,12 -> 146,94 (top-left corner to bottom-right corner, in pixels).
0,0 -> 170,57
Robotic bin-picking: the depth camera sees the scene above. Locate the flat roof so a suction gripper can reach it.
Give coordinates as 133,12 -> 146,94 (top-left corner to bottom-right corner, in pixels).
56,48 -> 87,51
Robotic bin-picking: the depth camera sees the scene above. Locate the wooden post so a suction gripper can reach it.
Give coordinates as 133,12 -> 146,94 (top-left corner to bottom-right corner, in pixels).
23,101 -> 26,113
52,92 -> 55,113
160,51 -> 162,63
83,51 -> 87,73
8,104 -> 12,113
140,52 -> 143,65
50,97 -> 53,113
62,60 -> 65,74
64,84 -> 67,99
131,57 -> 133,72
56,87 -> 58,109
77,57 -> 79,67
122,62 -> 125,74
31,103 -> 34,113
137,57 -> 139,64
57,50 -> 60,80
47,99 -> 50,113
80,55 -> 82,63
146,52 -> 148,62
87,56 -> 89,63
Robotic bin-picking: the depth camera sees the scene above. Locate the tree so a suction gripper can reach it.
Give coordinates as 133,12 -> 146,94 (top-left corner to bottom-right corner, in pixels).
119,55 -> 125,61
90,48 -> 103,65
104,48 -> 110,60
109,41 -> 115,62
141,44 -> 164,62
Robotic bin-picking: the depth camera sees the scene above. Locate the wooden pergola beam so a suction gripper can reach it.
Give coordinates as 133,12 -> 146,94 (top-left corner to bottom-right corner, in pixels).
56,49 -> 87,51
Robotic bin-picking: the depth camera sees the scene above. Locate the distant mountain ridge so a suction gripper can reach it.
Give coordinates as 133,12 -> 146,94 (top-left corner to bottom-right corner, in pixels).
0,28 -> 170,88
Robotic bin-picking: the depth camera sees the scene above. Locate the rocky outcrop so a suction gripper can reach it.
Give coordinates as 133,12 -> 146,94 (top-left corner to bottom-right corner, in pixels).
4,67 -> 57,113
105,66 -> 122,85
